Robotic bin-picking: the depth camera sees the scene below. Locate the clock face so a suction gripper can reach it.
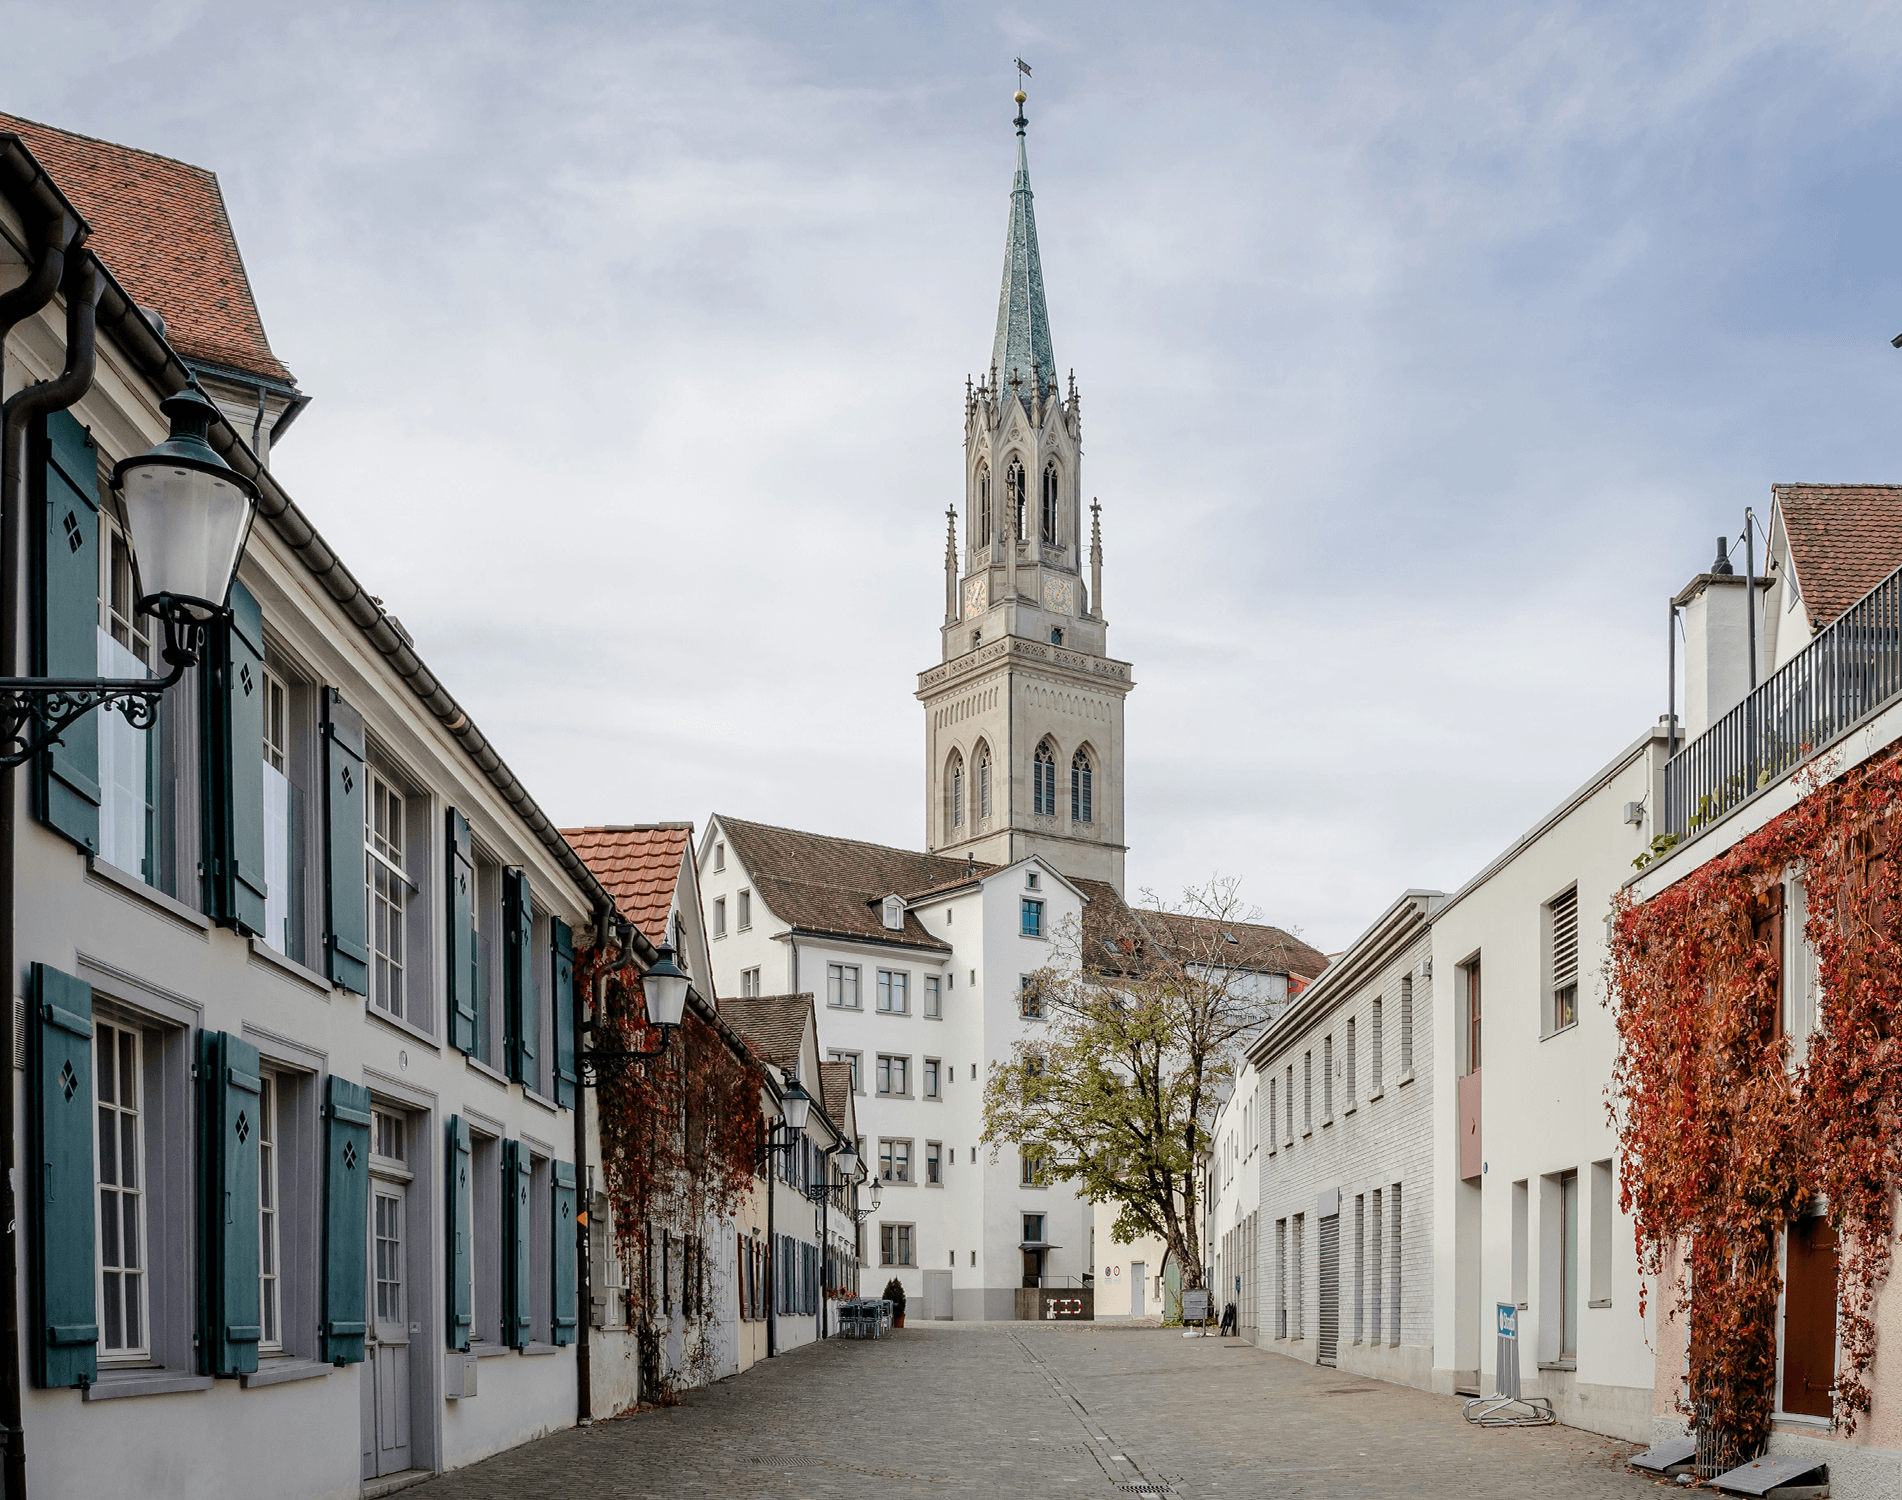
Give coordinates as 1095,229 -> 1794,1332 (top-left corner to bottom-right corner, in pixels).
1041,576 -> 1075,616
964,577 -> 988,617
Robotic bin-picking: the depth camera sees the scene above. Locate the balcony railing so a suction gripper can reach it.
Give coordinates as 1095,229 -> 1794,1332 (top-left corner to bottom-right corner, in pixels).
1664,560 -> 1902,838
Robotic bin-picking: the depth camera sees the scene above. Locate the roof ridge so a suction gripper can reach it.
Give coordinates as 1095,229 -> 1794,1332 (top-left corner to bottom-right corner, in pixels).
564,823 -> 695,834
716,813 -> 971,866
0,111 -> 217,180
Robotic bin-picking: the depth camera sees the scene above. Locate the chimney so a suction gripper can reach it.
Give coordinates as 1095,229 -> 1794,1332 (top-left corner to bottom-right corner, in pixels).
1677,536 -> 1759,739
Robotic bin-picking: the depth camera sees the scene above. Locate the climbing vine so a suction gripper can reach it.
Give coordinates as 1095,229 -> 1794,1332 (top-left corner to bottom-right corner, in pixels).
1610,748 -> 1902,1450
576,945 -> 762,1402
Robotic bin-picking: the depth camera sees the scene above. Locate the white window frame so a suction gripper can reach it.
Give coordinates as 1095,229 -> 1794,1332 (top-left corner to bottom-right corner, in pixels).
95,1018 -> 149,1365
876,1054 -> 909,1097
740,966 -> 761,998
738,889 -> 752,931
880,1222 -> 915,1266
713,840 -> 725,872
365,769 -> 413,1019
258,1071 -> 283,1353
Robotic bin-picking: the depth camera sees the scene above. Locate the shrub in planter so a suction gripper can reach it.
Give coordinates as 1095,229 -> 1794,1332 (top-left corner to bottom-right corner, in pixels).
884,1277 -> 907,1326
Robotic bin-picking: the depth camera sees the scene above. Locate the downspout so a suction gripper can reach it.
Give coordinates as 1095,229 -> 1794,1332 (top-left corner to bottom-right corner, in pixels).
573,905 -> 610,1425
766,1102 -> 777,1358
0,246 -> 96,1500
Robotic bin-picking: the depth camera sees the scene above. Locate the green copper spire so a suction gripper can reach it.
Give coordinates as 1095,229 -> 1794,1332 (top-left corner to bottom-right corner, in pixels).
991,92 -> 1056,407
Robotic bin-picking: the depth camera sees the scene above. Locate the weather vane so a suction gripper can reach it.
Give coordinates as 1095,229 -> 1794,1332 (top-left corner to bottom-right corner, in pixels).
1013,56 -> 1031,131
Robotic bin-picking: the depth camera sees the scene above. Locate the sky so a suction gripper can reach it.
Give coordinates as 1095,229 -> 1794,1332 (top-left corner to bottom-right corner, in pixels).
15,1 -> 1902,949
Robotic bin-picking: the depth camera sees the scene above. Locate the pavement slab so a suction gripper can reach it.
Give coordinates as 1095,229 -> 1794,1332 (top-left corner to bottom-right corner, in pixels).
408,1324 -> 1663,1498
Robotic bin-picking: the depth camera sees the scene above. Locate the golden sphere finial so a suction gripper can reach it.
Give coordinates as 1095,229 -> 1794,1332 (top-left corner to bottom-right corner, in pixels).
1014,89 -> 1026,105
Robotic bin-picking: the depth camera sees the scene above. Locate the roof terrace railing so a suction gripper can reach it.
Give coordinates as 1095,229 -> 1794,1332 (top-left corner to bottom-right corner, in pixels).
1664,561 -> 1902,839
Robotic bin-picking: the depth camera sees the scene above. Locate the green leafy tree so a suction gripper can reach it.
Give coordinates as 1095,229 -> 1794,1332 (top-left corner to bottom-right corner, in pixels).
982,877 -> 1294,1294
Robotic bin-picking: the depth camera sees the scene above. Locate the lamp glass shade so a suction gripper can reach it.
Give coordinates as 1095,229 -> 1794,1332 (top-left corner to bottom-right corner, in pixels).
836,1143 -> 860,1177
112,388 -> 258,623
781,1078 -> 812,1132
641,943 -> 689,1029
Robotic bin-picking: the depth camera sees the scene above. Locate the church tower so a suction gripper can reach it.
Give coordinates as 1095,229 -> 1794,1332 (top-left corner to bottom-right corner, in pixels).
917,88 -> 1134,893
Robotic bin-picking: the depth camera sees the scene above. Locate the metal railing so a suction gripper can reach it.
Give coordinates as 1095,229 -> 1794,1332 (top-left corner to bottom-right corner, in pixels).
1665,560 -> 1902,838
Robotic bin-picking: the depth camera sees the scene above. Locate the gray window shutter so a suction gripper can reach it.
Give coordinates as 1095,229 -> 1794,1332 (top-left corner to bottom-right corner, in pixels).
197,1029 -> 262,1375
31,411 -> 101,854
504,869 -> 535,1085
322,690 -> 368,994
446,810 -> 477,1052
552,1160 -> 576,1345
552,918 -> 576,1109
28,963 -> 96,1388
446,1116 -> 472,1351
322,1076 -> 371,1363
503,1139 -> 532,1348
202,581 -> 268,934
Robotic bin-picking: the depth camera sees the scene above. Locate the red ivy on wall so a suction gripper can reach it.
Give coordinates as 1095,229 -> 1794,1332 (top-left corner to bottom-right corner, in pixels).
1610,749 -> 1902,1450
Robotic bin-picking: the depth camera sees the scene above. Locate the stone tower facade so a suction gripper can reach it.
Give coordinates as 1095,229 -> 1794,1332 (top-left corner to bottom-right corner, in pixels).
916,98 -> 1133,892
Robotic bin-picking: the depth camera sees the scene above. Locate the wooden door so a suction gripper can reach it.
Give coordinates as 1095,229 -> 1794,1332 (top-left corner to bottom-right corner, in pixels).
369,1182 -> 413,1475
1782,1216 -> 1837,1418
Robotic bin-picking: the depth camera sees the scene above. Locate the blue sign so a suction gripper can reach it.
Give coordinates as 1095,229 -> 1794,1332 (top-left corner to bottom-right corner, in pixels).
1497,1303 -> 1518,1340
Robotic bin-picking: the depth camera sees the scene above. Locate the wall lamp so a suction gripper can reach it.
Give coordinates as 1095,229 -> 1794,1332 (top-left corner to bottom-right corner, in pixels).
578,940 -> 689,1086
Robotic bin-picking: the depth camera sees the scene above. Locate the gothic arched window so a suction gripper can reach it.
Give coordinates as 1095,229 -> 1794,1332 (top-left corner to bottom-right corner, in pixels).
978,744 -> 993,820
948,751 -> 965,830
1007,458 -> 1026,541
1033,742 -> 1057,817
1072,749 -> 1093,825
1041,461 -> 1059,544
977,463 -> 992,547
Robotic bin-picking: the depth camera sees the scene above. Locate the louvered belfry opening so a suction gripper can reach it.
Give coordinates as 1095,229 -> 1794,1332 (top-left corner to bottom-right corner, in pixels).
1550,887 -> 1578,1032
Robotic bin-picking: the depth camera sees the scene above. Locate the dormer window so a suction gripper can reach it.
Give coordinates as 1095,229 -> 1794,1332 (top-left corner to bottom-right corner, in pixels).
882,896 -> 905,932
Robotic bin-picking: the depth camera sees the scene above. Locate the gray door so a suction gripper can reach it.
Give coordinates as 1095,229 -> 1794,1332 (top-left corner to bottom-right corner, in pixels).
1131,1262 -> 1146,1318
368,1182 -> 412,1476
1317,1213 -> 1340,1366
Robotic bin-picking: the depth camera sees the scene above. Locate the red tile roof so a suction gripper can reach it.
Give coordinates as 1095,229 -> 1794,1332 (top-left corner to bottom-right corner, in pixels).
1775,484 -> 1902,632
0,112 -> 294,384
563,824 -> 694,948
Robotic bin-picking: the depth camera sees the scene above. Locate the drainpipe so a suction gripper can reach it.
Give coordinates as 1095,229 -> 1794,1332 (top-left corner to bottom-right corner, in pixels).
0,245 -> 96,1500
1744,509 -> 1758,690
573,906 -> 609,1424
765,1109 -> 777,1358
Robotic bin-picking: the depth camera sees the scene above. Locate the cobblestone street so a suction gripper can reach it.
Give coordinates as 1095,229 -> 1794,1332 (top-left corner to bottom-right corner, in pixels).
414,1325 -> 1661,1498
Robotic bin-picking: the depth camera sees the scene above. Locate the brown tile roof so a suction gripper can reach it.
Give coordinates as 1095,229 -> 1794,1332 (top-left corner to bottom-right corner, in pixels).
716,816 -> 970,952
718,993 -> 813,1075
1775,484 -> 1902,631
817,1062 -> 854,1136
0,112 -> 294,384
1138,910 -> 1329,980
563,825 -> 693,948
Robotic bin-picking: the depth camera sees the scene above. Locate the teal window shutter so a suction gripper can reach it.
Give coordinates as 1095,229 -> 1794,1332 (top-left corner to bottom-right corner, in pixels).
551,1159 -> 577,1346
28,963 -> 96,1389
504,869 -> 535,1085
322,691 -> 368,994
446,811 -> 477,1052
322,1076 -> 371,1363
30,411 -> 101,855
197,1030 -> 262,1376
446,1116 -> 472,1351
201,581 -> 268,934
552,918 -> 576,1109
502,1139 -> 531,1348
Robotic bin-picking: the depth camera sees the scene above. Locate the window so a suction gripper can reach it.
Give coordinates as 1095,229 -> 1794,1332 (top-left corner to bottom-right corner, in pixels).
926,1143 -> 942,1185
1267,1077 -> 1277,1154
1284,1065 -> 1294,1143
1303,1052 -> 1312,1132
880,1223 -> 915,1266
96,1019 -> 147,1361
1026,870 -> 1040,891
98,510 -> 154,883
1040,460 -> 1058,543
1371,998 -> 1384,1091
1322,1036 -> 1333,1121
876,1055 -> 909,1096
713,897 -> 726,938
259,665 -> 301,958
1020,1150 -> 1044,1186
1019,975 -> 1044,1019
924,975 -> 942,1018
1008,457 -> 1025,539
366,771 -> 410,1019
1461,961 -> 1478,1074
827,963 -> 861,1010
738,889 -> 752,930
949,752 -> 964,829
1549,886 -> 1579,1032
1050,627 -> 1062,645
978,745 -> 993,819
374,1108 -> 406,1165
924,1058 -> 941,1098
740,966 -> 760,998
1353,1194 -> 1365,1344
876,970 -> 909,1014
258,1073 -> 282,1352
828,1049 -> 862,1093
879,1140 -> 911,1184
1021,898 -> 1044,938
1389,1184 -> 1402,1345
1275,1218 -> 1288,1338
1023,1212 -> 1045,1245
1402,976 -> 1416,1076
1559,1170 -> 1579,1358
1590,1159 -> 1613,1307
1032,742 -> 1057,816
1071,750 -> 1092,824
1346,1019 -> 1357,1106
713,840 -> 725,872
977,461 -> 992,547
1369,1190 -> 1382,1347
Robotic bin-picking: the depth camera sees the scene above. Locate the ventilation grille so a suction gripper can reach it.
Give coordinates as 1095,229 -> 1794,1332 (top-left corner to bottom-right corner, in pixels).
13,1000 -> 22,1070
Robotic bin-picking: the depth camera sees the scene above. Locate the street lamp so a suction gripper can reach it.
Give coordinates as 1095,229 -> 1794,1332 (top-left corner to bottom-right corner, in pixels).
0,384 -> 257,767
836,1141 -> 860,1178
579,939 -> 688,1086
780,1076 -> 812,1131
